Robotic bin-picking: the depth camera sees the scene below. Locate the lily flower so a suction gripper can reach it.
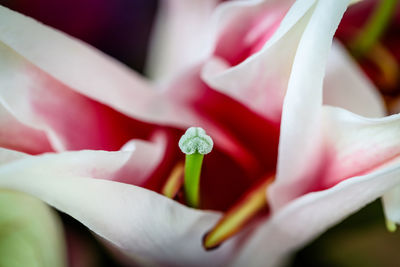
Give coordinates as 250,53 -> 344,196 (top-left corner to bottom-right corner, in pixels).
0,0 -> 398,266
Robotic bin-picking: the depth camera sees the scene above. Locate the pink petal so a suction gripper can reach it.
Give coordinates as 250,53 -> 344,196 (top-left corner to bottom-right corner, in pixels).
0,40 -> 155,151
0,4 -> 252,166
211,0 -> 293,67
0,104 -> 52,154
0,5 -> 197,129
202,0 -> 306,122
113,133 -> 168,187
0,4 -> 275,170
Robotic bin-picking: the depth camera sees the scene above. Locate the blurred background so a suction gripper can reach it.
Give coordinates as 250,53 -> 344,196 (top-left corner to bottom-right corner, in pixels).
0,0 -> 399,266
0,0 -> 158,73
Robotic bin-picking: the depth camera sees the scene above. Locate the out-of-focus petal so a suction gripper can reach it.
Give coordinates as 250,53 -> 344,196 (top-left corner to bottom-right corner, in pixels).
0,5 -> 259,165
0,40 -> 157,151
202,0 -> 377,123
324,41 -> 385,118
271,0 -> 349,209
0,151 -> 243,266
0,190 -> 66,267
202,0 -> 306,122
113,134 -> 167,187
146,0 -> 219,83
0,5 -> 198,129
232,162 -> 400,267
0,103 -> 52,154
210,0 -> 294,66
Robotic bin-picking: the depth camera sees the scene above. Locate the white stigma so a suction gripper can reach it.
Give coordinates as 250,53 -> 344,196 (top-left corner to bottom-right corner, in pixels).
179,127 -> 213,155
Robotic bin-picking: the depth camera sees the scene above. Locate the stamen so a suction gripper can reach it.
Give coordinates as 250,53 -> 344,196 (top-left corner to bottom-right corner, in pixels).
367,43 -> 399,89
179,127 -> 213,208
203,175 -> 274,250
350,0 -> 397,57
161,162 -> 184,199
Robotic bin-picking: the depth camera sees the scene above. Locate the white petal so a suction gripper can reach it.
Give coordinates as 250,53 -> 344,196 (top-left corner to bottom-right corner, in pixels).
383,185 -> 400,224
271,0 -> 350,209
0,134 -> 165,186
0,148 -> 27,165
146,0 -> 219,83
2,149 -> 132,180
233,163 -> 400,266
324,41 -> 385,118
0,152 -> 239,266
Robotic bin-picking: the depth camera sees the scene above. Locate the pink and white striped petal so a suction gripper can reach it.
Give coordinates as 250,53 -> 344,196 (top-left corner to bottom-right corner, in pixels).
0,5 -> 199,129
202,0 -> 305,122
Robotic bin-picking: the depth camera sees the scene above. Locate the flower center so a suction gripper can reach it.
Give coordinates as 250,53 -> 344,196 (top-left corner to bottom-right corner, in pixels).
162,126 -> 274,249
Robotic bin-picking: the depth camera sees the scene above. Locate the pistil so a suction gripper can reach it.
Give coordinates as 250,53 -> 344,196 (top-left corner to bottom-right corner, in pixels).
203,175 -> 274,250
179,127 -> 213,208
